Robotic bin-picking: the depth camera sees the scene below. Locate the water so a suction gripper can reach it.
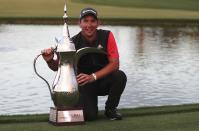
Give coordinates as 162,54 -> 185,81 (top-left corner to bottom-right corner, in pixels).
0,24 -> 199,115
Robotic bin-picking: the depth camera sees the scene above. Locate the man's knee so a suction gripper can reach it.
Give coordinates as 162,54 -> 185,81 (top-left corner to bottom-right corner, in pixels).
111,70 -> 127,93
112,70 -> 127,84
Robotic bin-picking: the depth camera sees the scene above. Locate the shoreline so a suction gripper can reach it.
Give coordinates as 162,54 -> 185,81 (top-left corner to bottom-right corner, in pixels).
1,103 -> 199,122
1,17 -> 199,26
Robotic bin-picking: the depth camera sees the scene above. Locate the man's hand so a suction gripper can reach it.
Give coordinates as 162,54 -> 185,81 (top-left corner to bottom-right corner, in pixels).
77,73 -> 95,86
42,48 -> 54,62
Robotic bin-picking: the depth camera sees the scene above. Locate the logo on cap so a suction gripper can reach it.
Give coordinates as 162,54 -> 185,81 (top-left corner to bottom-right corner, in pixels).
82,10 -> 97,15
80,8 -> 98,19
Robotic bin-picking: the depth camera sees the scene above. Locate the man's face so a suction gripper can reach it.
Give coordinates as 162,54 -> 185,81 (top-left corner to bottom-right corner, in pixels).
79,15 -> 99,38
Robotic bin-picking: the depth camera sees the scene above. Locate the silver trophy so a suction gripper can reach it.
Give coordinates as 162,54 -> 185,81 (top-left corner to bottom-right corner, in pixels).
33,3 -> 106,125
34,3 -> 83,125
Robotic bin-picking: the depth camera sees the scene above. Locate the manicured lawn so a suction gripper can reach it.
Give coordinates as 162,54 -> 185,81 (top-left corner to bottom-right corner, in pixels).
74,0 -> 199,11
0,0 -> 199,19
0,104 -> 199,131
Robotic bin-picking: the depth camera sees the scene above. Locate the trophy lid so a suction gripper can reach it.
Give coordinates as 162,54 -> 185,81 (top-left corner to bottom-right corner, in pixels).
56,3 -> 76,52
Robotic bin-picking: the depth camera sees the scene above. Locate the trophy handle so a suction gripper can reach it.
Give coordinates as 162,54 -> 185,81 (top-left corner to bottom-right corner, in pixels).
33,53 -> 53,100
75,47 -> 107,68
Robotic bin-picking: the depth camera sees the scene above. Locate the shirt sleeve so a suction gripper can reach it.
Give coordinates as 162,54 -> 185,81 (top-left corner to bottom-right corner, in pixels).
107,31 -> 119,59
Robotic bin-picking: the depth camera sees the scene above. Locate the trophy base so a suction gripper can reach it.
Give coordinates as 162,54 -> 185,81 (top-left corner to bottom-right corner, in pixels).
49,107 -> 85,125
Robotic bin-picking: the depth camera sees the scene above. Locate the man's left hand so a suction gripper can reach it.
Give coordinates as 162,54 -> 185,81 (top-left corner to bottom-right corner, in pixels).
76,73 -> 95,86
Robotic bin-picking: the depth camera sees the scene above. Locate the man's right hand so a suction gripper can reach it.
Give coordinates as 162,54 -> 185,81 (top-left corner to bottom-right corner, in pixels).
42,48 -> 54,62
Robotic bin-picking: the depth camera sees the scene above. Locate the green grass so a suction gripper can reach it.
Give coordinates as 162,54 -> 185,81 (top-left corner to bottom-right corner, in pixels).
73,0 -> 199,11
1,104 -> 199,131
1,0 -> 199,20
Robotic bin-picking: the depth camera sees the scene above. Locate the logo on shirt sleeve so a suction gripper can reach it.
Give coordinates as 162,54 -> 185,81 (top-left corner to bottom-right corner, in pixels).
110,50 -> 115,54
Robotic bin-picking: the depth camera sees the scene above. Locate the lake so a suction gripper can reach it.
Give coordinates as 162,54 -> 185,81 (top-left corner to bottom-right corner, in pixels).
0,24 -> 199,115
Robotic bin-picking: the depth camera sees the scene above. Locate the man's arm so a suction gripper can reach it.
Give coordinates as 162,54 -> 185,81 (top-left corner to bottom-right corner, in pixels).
42,48 -> 59,71
95,57 -> 119,76
46,58 -> 59,71
93,31 -> 119,79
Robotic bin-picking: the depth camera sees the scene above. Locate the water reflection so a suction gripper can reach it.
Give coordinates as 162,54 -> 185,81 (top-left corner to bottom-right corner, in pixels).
118,26 -> 199,108
0,24 -> 199,115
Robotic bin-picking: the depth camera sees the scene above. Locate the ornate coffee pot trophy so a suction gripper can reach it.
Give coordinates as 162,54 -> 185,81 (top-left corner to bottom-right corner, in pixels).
33,3 -> 106,125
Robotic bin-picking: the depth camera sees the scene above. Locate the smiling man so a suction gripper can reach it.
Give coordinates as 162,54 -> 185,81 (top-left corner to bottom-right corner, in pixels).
42,7 -> 127,121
